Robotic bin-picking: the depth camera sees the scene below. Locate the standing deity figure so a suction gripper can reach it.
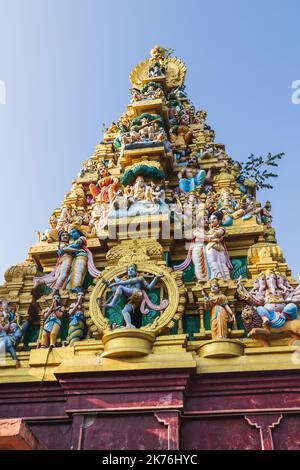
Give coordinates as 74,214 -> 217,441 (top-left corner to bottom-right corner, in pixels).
90,202 -> 110,235
89,168 -> 119,203
66,291 -> 86,345
203,281 -> 235,340
191,216 -> 209,282
39,292 -> 65,349
99,264 -> 168,329
174,215 -> 209,282
34,227 -> 101,293
205,211 -> 232,281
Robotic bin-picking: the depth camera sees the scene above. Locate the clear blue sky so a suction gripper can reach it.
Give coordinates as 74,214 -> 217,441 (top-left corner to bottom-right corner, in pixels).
0,0 -> 299,280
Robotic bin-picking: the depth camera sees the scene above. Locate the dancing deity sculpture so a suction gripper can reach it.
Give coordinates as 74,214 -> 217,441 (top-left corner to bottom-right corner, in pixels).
99,264 -> 168,329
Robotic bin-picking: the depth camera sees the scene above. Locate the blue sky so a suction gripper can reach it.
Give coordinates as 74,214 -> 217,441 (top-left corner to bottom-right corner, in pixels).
0,0 -> 299,279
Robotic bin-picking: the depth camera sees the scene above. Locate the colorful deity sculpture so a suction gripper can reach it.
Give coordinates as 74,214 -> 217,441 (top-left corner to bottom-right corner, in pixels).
56,204 -> 78,233
90,201 -> 110,235
120,114 -> 167,149
66,291 -> 86,345
237,271 -> 299,331
200,144 -> 215,160
148,61 -> 166,77
0,301 -> 30,360
203,281 -> 235,339
89,167 -> 119,203
39,292 -> 65,349
178,167 -> 211,194
174,215 -> 209,282
34,227 -> 101,293
132,82 -> 165,102
174,212 -> 231,282
256,201 -> 273,225
218,191 -> 255,226
40,214 -> 59,243
205,211 -> 232,281
108,176 -> 169,219
99,264 -> 168,329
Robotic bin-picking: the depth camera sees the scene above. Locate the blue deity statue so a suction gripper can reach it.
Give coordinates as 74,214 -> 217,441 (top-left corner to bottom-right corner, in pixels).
34,227 -> 101,293
178,167 -> 207,194
0,301 -> 30,360
98,264 -> 168,329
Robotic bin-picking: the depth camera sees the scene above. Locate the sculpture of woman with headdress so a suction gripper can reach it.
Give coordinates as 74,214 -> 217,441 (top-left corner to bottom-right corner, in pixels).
203,281 -> 235,340
205,211 -> 232,280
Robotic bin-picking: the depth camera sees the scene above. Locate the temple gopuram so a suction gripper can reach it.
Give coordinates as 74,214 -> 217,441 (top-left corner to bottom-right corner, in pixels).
1,46 -> 300,451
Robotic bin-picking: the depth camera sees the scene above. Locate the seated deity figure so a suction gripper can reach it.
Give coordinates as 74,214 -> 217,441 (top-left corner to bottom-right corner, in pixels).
57,205 -> 78,233
256,271 -> 298,330
231,195 -> 255,221
256,201 -> 273,225
203,281 -> 235,340
178,167 -> 212,194
40,215 -> 59,243
237,271 -> 299,331
89,167 -> 119,204
108,177 -> 169,219
205,211 -> 232,281
99,264 -> 168,329
140,83 -> 165,101
0,308 -> 16,360
218,191 -> 255,226
200,144 -> 215,160
0,302 -> 30,360
148,61 -> 166,77
34,226 -> 101,293
168,100 -> 182,126
39,292 -> 65,349
121,115 -> 167,148
170,118 -> 193,148
90,202 -> 110,235
217,190 -> 237,226
168,85 -> 189,101
130,88 -> 143,103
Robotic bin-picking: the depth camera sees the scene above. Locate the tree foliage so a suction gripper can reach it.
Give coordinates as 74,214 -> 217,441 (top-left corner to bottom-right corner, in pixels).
235,152 -> 285,190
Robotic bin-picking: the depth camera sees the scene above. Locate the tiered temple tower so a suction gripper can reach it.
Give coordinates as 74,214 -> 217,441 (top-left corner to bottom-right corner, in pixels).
0,46 -> 300,451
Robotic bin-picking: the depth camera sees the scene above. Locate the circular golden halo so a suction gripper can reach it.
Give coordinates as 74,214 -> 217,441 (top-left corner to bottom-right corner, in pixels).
89,262 -> 185,335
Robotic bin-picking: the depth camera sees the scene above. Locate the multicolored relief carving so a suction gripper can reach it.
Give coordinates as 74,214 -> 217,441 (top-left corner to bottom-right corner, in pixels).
238,271 -> 300,345
0,45 -> 298,368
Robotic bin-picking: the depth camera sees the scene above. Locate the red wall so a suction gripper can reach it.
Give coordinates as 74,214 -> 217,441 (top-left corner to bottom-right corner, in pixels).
0,369 -> 300,450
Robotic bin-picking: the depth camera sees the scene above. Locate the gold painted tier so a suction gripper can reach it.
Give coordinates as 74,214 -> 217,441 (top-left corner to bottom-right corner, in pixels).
1,336 -> 300,384
130,98 -> 170,126
120,145 -> 172,173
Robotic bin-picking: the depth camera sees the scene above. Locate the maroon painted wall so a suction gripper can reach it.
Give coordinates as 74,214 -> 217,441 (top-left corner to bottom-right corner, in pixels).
1,369 -> 300,450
